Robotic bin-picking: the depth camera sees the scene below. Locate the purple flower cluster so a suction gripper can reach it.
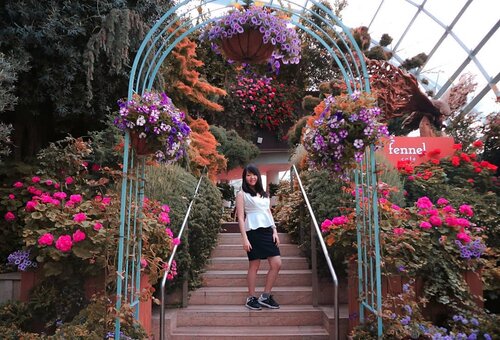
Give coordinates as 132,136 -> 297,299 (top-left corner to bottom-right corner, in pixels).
455,239 -> 486,259
7,249 -> 37,271
200,5 -> 301,67
114,91 -> 191,162
303,91 -> 389,176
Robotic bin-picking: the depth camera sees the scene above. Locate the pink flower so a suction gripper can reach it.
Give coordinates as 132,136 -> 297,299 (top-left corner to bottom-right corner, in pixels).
445,217 -> 458,227
54,183 -> 60,189
161,204 -> 170,213
407,175 -> 415,181
8,194 -> 15,200
159,212 -> 171,224
38,233 -> 54,246
4,211 -> 15,222
91,164 -> 101,172
391,204 -> 401,211
436,198 -> 449,206
165,228 -> 174,238
429,216 -> 442,226
393,228 -> 405,236
172,238 -> 181,246
45,180 -> 53,186
416,197 -> 433,210
456,232 -> 471,243
65,177 -> 74,185
73,213 -> 87,223
321,219 -> 333,232
456,218 -> 470,228
140,258 -> 148,268
419,221 -> 432,229
55,235 -> 73,252
69,194 -> 82,203
379,198 -> 388,204
93,222 -> 103,231
72,229 -> 86,243
26,201 -> 38,212
41,193 -> 53,204
443,205 -> 456,213
13,181 -> 23,188
32,176 -> 41,183
65,201 -> 75,208
332,216 -> 349,225
53,192 -> 67,200
102,196 -> 111,205
459,204 -> 473,217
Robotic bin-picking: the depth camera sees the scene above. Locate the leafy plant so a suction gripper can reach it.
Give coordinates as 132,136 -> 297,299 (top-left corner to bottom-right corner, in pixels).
209,125 -> 260,170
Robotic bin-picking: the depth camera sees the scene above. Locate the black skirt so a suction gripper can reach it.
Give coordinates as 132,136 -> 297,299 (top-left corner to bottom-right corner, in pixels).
246,227 -> 281,261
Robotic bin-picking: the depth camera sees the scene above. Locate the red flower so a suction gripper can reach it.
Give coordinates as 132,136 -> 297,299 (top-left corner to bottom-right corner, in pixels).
453,144 -> 462,150
451,156 -> 460,167
472,140 -> 483,148
460,153 -> 471,162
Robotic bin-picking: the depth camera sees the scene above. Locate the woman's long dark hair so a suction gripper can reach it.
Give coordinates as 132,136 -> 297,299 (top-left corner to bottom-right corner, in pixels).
241,164 -> 268,197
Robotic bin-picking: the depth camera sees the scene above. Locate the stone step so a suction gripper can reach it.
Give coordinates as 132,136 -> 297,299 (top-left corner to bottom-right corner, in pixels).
169,325 -> 330,339
218,232 -> 292,245
175,305 -> 325,327
206,256 -> 309,271
211,243 -> 304,257
202,269 -> 312,287
188,286 -> 313,305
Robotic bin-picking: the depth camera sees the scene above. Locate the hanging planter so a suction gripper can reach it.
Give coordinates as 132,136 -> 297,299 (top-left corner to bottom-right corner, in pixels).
114,91 -> 191,161
200,4 -> 301,67
220,29 -> 275,64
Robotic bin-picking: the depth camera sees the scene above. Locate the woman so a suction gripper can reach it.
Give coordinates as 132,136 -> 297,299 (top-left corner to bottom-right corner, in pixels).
235,164 -> 281,310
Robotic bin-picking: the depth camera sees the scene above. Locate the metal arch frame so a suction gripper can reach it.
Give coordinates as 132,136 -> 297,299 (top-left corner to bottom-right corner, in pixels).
118,0 -> 384,338
366,0 -> 499,114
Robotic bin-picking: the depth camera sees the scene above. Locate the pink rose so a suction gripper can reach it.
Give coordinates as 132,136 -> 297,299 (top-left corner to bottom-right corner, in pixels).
456,218 -> 470,228
332,216 -> 349,225
26,201 -> 38,212
172,238 -> 181,246
38,233 -> 54,246
393,228 -> 405,236
419,221 -> 432,229
31,176 -> 41,183
41,193 -> 53,204
93,222 -> 103,231
65,177 -> 74,185
55,235 -> 73,252
165,228 -> 174,238
72,229 -> 86,243
416,197 -> 433,210
443,205 -> 456,213
69,194 -> 82,203
429,216 -> 442,227
437,198 -> 449,206
456,232 -> 471,243
45,180 -> 53,186
459,204 -> 474,217
321,219 -> 333,232
53,192 -> 67,200
73,213 -> 87,223
8,194 -> 15,200
13,181 -> 23,188
159,212 -> 170,224
4,211 -> 15,222
445,217 -> 458,227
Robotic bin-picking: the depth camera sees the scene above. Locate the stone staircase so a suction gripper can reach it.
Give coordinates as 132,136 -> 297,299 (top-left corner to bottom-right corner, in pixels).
153,232 -> 348,339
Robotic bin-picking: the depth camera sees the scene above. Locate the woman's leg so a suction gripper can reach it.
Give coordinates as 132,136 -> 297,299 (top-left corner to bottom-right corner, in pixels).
264,255 -> 282,293
247,259 -> 261,296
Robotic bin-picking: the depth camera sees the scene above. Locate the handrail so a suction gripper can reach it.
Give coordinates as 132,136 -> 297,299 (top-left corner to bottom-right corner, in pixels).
160,168 -> 206,340
291,164 -> 339,340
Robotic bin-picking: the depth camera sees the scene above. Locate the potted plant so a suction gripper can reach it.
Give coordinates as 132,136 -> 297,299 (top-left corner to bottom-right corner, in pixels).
303,91 -> 390,176
199,0 -> 301,66
113,91 -> 191,159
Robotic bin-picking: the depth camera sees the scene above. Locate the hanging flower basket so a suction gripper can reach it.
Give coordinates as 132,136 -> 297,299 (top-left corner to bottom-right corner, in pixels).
303,92 -> 390,176
114,91 -> 191,161
200,5 -> 301,67
220,29 -> 275,64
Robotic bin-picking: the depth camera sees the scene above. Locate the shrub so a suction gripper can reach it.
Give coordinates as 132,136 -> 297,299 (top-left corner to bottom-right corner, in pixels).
209,125 -> 259,170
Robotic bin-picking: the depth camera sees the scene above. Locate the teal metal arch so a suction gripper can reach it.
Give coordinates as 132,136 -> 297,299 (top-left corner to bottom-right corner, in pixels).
117,0 -> 382,338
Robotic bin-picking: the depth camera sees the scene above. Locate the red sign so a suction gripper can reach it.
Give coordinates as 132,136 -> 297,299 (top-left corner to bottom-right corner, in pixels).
378,136 -> 456,167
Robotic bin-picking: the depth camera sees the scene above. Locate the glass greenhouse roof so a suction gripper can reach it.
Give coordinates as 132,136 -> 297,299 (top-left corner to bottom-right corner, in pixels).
191,0 -> 498,115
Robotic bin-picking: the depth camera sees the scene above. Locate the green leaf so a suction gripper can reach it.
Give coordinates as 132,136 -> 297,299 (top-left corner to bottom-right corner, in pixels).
72,245 -> 93,259
43,262 -> 63,276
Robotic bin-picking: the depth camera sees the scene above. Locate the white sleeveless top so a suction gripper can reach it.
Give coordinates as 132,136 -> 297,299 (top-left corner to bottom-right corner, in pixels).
243,192 -> 275,232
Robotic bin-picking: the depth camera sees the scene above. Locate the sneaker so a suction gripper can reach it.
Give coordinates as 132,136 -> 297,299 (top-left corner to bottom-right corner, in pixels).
245,296 -> 262,310
258,294 -> 280,309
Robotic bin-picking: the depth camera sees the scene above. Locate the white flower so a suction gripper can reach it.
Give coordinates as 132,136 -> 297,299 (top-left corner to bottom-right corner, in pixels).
139,132 -> 147,139
136,115 -> 146,126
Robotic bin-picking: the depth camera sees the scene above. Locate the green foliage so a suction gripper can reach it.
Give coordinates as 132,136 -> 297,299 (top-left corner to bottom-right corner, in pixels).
209,125 -> 259,170
145,164 -> 223,291
217,182 -> 235,202
0,51 -> 28,113
0,123 -> 13,163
